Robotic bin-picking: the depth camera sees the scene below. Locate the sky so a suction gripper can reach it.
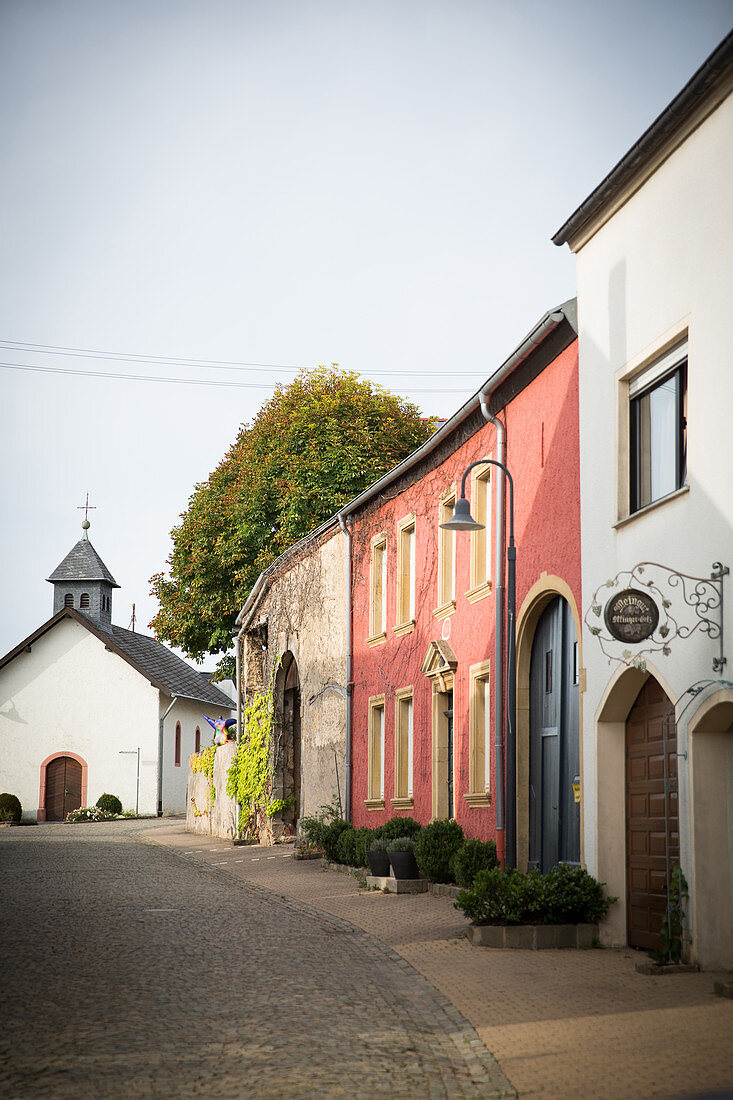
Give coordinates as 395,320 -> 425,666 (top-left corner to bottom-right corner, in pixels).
1,0 -> 731,661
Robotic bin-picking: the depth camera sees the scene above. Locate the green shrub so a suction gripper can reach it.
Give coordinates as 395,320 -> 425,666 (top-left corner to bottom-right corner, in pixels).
385,836 -> 415,853
96,793 -> 122,816
455,864 -> 615,926
321,819 -> 352,862
373,816 -> 422,840
299,803 -> 340,852
452,838 -> 498,887
0,793 -> 22,823
414,819 -> 464,883
367,835 -> 389,853
335,826 -> 373,867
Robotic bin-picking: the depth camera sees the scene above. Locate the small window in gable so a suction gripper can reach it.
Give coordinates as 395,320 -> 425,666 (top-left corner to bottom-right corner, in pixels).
80,593 -> 90,609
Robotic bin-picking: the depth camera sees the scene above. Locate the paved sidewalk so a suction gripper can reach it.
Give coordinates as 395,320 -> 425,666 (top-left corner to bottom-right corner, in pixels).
149,826 -> 733,1100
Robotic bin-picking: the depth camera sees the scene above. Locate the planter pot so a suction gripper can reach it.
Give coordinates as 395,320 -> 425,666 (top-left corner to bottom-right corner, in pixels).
366,850 -> 390,877
388,851 -> 419,880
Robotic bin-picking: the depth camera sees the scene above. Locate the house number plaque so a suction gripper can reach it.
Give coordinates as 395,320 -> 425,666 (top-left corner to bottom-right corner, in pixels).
604,588 -> 659,643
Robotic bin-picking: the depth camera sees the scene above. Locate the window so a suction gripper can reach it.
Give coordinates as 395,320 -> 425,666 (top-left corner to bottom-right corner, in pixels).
368,533 -> 388,646
394,514 -> 416,635
630,344 -> 687,513
468,463 -> 492,601
195,726 -> 201,753
174,722 -> 181,767
435,486 -> 456,618
80,593 -> 90,609
466,661 -> 491,806
392,688 -> 414,805
366,695 -> 386,808
64,593 -> 74,608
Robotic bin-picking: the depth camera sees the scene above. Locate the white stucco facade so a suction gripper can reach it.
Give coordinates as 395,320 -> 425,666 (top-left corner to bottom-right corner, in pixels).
571,86 -> 733,966
0,616 -> 233,820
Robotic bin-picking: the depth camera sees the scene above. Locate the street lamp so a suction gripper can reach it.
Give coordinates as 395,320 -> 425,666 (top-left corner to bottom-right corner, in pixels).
119,748 -> 140,816
440,458 -> 517,869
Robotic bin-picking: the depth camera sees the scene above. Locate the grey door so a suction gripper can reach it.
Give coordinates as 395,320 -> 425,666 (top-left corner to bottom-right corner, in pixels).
529,597 -> 580,872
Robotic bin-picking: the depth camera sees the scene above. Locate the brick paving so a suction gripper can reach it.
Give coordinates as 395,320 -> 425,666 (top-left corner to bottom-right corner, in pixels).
0,821 -> 512,1099
149,826 -> 733,1100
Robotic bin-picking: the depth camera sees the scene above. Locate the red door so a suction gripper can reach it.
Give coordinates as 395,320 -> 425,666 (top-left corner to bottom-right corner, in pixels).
45,757 -> 83,821
625,678 -> 678,952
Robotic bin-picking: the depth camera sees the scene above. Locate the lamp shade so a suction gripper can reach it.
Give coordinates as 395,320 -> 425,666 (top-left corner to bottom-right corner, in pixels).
439,497 -> 485,531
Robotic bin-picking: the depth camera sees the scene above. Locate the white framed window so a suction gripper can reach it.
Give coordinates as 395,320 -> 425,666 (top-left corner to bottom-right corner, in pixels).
629,341 -> 687,514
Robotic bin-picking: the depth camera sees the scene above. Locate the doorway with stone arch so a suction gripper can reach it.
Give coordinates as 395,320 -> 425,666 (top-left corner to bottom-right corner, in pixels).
39,751 -> 87,821
274,652 -> 301,836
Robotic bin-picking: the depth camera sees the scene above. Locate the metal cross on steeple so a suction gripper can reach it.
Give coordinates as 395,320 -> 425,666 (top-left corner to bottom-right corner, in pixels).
77,492 -> 96,539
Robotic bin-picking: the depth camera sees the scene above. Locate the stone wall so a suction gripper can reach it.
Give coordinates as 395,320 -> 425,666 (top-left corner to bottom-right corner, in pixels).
186,741 -> 238,839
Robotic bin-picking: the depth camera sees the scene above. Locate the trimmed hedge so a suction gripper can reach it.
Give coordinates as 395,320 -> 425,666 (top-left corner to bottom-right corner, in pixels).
452,838 -> 498,887
320,819 -> 352,863
0,793 -> 22,823
96,793 -> 122,816
414,819 -> 464,883
373,816 -> 422,840
455,864 -> 615,926
335,826 -> 374,867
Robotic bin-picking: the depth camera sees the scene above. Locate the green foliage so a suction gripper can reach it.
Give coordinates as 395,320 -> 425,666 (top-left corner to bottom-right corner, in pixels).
373,816 -> 422,841
65,806 -> 116,823
657,865 -> 689,964
321,819 -> 352,863
0,793 -> 22,823
266,796 -> 296,818
149,366 -> 437,671
299,802 -> 340,851
367,835 -> 389,853
226,685 -> 274,831
191,744 -> 218,814
335,826 -> 374,867
451,838 -> 498,887
455,865 -> 615,926
96,793 -> 122,816
414,819 -> 465,883
385,836 -> 415,853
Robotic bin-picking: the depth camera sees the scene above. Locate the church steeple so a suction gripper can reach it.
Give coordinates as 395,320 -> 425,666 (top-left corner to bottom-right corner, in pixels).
47,507 -> 119,624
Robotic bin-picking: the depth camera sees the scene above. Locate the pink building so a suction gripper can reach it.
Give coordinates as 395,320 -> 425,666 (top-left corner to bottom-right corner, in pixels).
344,301 -> 582,870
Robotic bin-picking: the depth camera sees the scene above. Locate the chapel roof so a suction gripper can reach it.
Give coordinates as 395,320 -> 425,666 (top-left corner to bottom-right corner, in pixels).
46,539 -> 120,588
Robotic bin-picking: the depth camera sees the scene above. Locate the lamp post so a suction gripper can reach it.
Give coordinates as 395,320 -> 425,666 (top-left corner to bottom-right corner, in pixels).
119,748 -> 140,816
440,458 -> 517,869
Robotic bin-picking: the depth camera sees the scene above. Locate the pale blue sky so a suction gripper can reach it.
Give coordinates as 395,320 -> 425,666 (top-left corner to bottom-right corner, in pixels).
1,0 -> 731,658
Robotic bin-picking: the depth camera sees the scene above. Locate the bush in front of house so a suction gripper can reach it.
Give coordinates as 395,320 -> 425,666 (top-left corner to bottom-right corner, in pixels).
414,818 -> 465,883
96,793 -> 123,816
336,825 -> 374,867
65,806 -> 117,823
455,864 -> 615,926
373,816 -> 422,841
0,793 -> 22,822
451,838 -> 498,887
320,819 -> 353,863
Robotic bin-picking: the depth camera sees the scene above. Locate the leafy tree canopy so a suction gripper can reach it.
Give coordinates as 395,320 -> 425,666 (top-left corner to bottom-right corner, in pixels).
149,366 -> 436,669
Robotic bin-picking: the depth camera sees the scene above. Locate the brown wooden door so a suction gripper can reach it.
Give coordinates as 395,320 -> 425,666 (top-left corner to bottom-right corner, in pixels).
45,757 -> 82,821
626,678 -> 678,952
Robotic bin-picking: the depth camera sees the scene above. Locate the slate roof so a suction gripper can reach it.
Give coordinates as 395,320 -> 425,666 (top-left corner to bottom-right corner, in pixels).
0,609 -> 235,711
46,539 -> 119,588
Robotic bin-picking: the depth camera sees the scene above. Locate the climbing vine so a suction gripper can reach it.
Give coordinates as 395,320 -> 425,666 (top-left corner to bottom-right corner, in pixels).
190,745 -> 217,816
226,675 -> 276,838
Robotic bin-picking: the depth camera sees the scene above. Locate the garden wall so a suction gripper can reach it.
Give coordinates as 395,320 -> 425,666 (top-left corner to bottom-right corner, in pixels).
186,741 -> 238,839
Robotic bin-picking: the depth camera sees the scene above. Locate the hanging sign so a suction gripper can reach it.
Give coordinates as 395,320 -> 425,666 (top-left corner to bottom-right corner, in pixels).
604,588 -> 659,643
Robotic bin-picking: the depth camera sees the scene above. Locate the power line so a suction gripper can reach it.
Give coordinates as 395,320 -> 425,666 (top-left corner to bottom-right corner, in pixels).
0,339 -> 488,378
0,360 -> 474,394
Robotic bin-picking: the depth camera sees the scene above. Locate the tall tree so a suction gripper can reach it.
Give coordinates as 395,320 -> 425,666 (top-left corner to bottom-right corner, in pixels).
149,366 -> 436,668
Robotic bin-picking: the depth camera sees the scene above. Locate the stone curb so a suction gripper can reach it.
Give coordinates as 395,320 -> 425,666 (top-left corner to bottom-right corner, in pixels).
468,922 -> 598,949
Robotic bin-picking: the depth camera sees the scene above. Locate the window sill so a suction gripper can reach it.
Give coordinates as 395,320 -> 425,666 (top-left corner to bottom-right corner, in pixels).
463,792 -> 491,808
365,798 -> 385,811
615,484 -> 689,529
392,619 -> 415,638
432,599 -> 456,621
466,580 -> 492,604
390,796 -> 414,810
366,632 -> 387,648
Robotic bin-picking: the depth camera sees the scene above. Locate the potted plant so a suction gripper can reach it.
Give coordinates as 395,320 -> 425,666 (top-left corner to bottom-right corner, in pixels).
387,836 -> 419,880
366,835 -> 390,877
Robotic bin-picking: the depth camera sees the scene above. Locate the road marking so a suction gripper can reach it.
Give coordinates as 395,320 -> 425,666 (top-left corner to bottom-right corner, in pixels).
267,856 -> 276,860
234,859 -> 244,863
209,849 -> 218,852
251,857 -> 260,861
213,861 -> 228,865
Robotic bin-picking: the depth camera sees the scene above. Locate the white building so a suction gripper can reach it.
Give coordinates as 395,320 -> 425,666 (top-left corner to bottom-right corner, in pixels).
0,524 -> 234,820
553,31 -> 733,968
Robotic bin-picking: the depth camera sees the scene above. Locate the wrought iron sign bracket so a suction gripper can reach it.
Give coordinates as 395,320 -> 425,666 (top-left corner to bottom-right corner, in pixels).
586,561 -> 728,672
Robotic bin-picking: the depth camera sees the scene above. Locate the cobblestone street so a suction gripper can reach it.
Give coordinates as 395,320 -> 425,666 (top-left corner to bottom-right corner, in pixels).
0,822 -> 512,1099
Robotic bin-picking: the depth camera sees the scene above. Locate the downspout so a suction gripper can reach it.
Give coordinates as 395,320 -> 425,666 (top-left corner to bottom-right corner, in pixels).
157,696 -> 179,817
338,511 -> 353,822
479,397 -> 506,867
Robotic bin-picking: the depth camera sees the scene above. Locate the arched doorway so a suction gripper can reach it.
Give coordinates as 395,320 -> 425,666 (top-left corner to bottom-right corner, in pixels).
44,755 -> 83,821
625,677 -> 678,953
528,595 -> 580,872
275,652 -> 301,835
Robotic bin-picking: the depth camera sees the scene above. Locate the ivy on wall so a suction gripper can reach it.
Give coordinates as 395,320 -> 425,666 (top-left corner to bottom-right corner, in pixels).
226,678 -> 276,838
190,745 -> 218,815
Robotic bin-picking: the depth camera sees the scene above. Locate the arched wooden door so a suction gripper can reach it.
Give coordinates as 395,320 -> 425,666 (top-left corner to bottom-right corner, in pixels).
279,654 -> 301,832
529,596 -> 580,872
626,677 -> 678,952
45,756 -> 82,821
